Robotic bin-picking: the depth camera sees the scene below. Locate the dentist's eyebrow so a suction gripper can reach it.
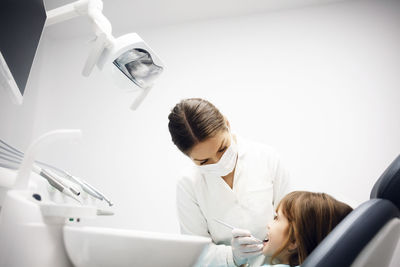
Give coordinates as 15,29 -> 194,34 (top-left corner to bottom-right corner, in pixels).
193,139 -> 227,161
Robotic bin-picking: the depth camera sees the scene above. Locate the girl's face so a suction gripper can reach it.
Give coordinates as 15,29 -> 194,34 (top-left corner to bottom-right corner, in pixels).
263,208 -> 294,263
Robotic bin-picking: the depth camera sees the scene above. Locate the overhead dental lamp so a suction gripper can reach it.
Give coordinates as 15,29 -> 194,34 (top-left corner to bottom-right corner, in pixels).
46,0 -> 164,110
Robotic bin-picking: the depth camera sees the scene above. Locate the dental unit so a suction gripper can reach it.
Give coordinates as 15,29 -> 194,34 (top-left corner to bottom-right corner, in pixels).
0,130 -> 210,267
0,153 -> 81,203
0,130 -> 115,267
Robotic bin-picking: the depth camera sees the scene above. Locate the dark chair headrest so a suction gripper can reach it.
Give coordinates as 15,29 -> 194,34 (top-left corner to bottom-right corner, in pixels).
370,155 -> 400,209
302,199 -> 400,267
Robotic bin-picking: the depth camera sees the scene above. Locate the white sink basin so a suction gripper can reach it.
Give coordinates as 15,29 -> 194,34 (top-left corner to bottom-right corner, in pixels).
63,226 -> 211,267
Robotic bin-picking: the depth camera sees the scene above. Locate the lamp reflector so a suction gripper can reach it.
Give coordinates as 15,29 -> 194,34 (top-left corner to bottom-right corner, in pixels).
113,48 -> 163,89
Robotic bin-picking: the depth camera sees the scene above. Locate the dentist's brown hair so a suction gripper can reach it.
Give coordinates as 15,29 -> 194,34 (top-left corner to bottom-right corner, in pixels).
168,98 -> 227,155
272,191 -> 353,266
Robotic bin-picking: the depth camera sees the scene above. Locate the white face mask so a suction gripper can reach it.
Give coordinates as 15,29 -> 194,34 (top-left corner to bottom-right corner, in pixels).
197,137 -> 238,177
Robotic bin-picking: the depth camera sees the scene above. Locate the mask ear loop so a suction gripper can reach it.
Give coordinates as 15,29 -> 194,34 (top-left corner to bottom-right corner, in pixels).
228,128 -> 237,149
228,131 -> 239,171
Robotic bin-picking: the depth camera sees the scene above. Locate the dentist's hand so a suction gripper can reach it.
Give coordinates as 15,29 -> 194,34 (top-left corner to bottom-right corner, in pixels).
231,228 -> 263,266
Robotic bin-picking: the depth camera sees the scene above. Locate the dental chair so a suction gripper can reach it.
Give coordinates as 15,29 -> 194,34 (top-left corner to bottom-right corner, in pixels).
302,155 -> 400,267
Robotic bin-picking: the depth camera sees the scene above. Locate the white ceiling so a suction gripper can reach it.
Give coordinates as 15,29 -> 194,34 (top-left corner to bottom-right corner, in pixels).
44,0 -> 347,39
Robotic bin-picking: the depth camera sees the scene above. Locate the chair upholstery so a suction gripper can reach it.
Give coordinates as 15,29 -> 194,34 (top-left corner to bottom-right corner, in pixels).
351,218 -> 400,267
302,199 -> 400,267
370,155 -> 400,209
302,154 -> 400,267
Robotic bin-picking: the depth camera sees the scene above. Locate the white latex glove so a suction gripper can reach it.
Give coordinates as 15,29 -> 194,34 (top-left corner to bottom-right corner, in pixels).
231,228 -> 263,266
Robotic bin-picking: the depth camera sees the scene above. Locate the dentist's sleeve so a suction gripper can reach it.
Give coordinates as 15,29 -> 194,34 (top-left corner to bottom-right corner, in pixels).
271,153 -> 292,209
176,177 -> 237,267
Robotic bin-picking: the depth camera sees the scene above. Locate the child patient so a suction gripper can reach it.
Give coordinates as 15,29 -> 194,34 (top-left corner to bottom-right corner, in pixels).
261,191 -> 353,267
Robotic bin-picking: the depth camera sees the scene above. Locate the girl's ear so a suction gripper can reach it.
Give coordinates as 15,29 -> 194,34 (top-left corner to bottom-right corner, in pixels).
288,240 -> 297,252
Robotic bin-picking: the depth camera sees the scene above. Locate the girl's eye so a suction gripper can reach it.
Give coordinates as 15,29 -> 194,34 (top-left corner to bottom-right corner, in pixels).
200,160 -> 208,165
273,215 -> 277,220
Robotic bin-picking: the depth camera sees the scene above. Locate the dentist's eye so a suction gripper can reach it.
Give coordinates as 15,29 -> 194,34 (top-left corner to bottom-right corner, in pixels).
200,160 -> 208,165
273,215 -> 277,220
218,147 -> 227,153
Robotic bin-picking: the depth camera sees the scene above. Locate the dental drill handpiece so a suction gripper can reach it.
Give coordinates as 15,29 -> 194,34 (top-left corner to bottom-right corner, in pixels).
64,172 -> 104,200
1,139 -> 112,206
81,179 -> 113,207
0,147 -> 81,198
32,166 -> 81,203
64,171 -> 113,207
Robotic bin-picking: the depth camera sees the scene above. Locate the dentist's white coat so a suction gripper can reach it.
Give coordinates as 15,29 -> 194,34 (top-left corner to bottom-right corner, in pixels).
176,136 -> 291,267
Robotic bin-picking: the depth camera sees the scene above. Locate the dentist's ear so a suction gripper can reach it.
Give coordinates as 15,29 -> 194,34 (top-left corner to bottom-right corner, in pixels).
224,116 -> 231,130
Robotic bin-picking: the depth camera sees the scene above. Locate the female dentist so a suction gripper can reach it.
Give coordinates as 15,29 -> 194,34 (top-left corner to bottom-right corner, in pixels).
168,98 -> 291,267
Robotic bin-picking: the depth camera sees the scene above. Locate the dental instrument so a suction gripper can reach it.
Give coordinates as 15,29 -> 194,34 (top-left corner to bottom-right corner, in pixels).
0,158 -> 114,216
40,167 -> 113,206
0,145 -> 81,202
40,167 -> 81,196
0,160 -> 81,203
49,168 -> 113,206
45,166 -> 113,206
76,176 -> 113,206
0,150 -> 81,195
214,218 -> 236,230
37,167 -> 81,203
213,218 -> 263,243
0,138 -> 113,206
64,172 -> 103,200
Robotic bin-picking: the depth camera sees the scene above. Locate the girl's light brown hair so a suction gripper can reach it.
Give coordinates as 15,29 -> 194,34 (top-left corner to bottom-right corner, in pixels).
168,98 -> 227,154
271,191 -> 353,266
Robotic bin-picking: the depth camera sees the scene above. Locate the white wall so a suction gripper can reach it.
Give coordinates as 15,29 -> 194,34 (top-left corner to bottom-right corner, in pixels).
2,0 -> 400,234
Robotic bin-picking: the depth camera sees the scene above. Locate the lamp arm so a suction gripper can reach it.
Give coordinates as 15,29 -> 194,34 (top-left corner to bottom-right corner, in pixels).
82,33 -> 108,76
45,0 -> 90,27
87,3 -> 113,37
46,0 -> 115,77
45,0 -> 112,37
130,87 -> 152,110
